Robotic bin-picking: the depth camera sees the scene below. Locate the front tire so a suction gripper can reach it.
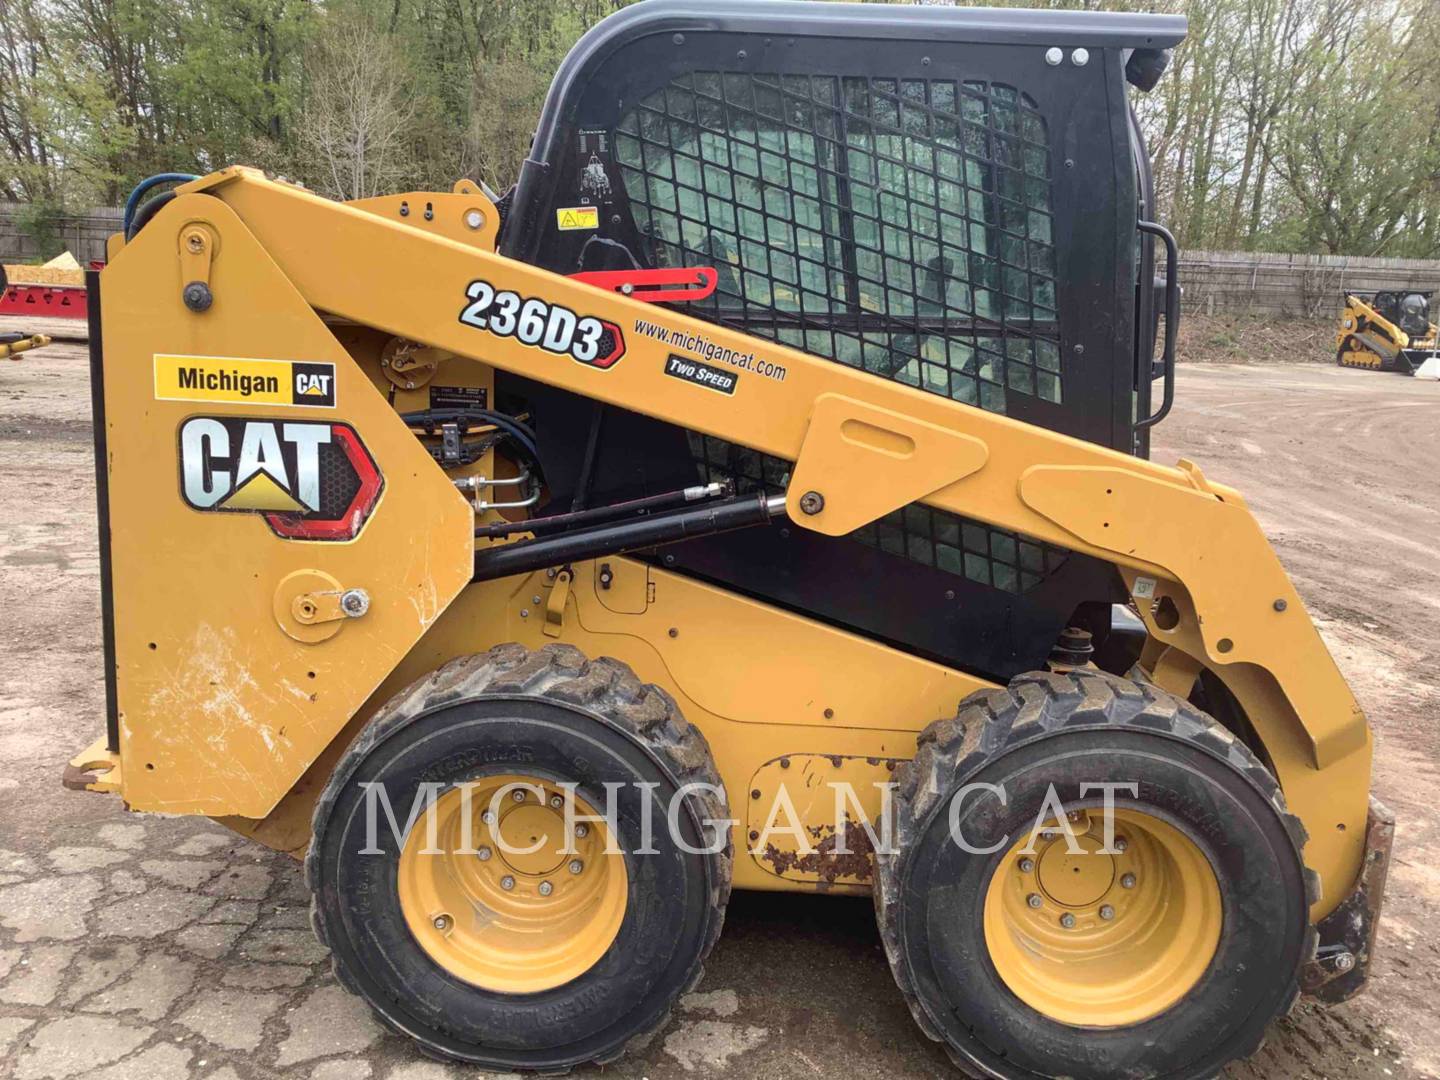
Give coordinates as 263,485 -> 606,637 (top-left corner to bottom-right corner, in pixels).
875,669 -> 1315,1080
307,643 -> 731,1070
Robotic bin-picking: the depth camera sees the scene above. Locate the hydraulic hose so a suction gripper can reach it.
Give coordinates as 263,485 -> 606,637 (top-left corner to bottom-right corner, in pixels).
122,173 -> 201,239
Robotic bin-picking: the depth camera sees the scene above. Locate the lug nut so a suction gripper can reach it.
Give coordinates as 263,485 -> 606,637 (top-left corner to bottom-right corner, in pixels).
1121,873 -> 1136,889
569,859 -> 584,875
482,810 -> 496,825
512,789 -> 527,803
549,794 -> 564,809
1099,905 -> 1116,921
538,880 -> 554,896
575,824 -> 589,839
1060,913 -> 1077,929
433,914 -> 452,931
500,875 -> 515,891
1113,836 -> 1129,853
1026,893 -> 1043,909
1018,858 -> 1035,873
477,846 -> 492,862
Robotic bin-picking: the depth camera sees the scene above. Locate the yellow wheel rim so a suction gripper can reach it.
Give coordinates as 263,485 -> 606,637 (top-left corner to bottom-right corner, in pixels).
983,808 -> 1222,1027
398,774 -> 628,994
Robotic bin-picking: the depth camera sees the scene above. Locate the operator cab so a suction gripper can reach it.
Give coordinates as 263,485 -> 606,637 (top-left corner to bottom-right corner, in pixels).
497,0 -> 1185,682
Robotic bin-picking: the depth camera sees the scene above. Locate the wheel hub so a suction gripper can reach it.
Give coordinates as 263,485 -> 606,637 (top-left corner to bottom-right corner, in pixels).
1035,829 -> 1114,907
397,774 -> 628,993
497,803 -> 568,876
984,807 -> 1223,1027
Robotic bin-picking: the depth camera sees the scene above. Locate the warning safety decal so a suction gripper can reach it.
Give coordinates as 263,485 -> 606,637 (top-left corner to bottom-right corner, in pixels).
178,416 -> 382,541
155,354 -> 337,408
555,206 -> 599,231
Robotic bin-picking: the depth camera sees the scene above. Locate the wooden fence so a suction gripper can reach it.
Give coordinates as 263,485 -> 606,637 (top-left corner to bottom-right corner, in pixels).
1177,250 -> 1440,319
0,206 -> 122,267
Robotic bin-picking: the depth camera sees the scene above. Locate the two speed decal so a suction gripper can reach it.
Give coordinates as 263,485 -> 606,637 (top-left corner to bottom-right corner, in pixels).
459,280 -> 625,369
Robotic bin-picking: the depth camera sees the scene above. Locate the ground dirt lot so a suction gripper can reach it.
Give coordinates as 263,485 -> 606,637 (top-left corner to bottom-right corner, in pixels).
0,329 -> 1435,1079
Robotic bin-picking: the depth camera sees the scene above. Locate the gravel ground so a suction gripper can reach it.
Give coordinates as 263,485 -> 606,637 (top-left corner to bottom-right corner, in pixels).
0,332 -> 1432,1079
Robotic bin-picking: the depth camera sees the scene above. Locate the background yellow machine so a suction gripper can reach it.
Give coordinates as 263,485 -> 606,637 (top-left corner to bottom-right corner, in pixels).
1337,289 -> 1440,376
65,3 -> 1390,1078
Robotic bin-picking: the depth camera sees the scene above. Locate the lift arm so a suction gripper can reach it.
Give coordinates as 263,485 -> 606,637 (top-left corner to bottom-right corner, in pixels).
191,169 -> 1365,762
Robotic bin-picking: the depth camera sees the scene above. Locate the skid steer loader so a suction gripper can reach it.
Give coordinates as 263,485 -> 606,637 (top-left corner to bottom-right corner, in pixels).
1337,290 -> 1440,376
64,3 -> 1392,1077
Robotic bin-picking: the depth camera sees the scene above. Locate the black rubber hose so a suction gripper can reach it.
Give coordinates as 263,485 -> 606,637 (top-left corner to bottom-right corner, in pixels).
122,172 -> 199,237
125,191 -> 178,241
398,408 -> 541,466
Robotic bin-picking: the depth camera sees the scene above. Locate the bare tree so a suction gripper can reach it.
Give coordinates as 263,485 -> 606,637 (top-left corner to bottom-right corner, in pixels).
296,14 -> 418,201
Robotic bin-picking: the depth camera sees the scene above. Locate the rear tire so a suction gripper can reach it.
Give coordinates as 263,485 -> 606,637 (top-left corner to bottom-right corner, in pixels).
875,669 -> 1316,1080
307,643 -> 731,1070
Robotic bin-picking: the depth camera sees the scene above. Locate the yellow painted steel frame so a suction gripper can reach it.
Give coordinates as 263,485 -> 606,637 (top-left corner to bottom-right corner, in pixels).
94,167 -> 1370,918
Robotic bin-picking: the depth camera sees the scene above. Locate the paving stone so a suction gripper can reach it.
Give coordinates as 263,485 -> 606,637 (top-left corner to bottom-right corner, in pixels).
0,945 -> 77,1006
0,849 -> 40,876
220,962 -> 312,990
260,905 -> 312,930
90,1042 -> 192,1080
96,824 -> 147,850
171,833 -> 235,857
275,871 -> 312,905
94,887 -> 214,938
177,987 -> 284,1051
175,922 -> 246,958
240,927 -> 329,966
48,847 -> 131,874
0,725 -> 51,763
199,900 -> 260,926
0,1015 -> 37,1055
385,1063 -> 455,1079
0,945 -> 20,981
139,859 -> 226,889
312,1062 -> 372,1080
13,1015 -> 153,1080
85,954 -> 196,1021
108,870 -> 146,896
203,863 -> 273,901
0,875 -> 101,941
61,943 -> 141,1005
275,983 -> 383,1066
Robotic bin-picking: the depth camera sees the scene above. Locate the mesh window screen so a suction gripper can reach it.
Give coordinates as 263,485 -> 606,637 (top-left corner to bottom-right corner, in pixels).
618,69 -> 1069,595
615,70 -> 1063,410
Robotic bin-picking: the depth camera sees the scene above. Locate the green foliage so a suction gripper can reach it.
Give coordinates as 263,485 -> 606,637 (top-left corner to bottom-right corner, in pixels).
13,198 -> 68,260
2,0 -> 1437,257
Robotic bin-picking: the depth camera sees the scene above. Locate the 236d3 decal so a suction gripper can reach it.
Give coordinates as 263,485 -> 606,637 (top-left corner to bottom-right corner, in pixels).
459,279 -> 625,369
178,417 -> 383,541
